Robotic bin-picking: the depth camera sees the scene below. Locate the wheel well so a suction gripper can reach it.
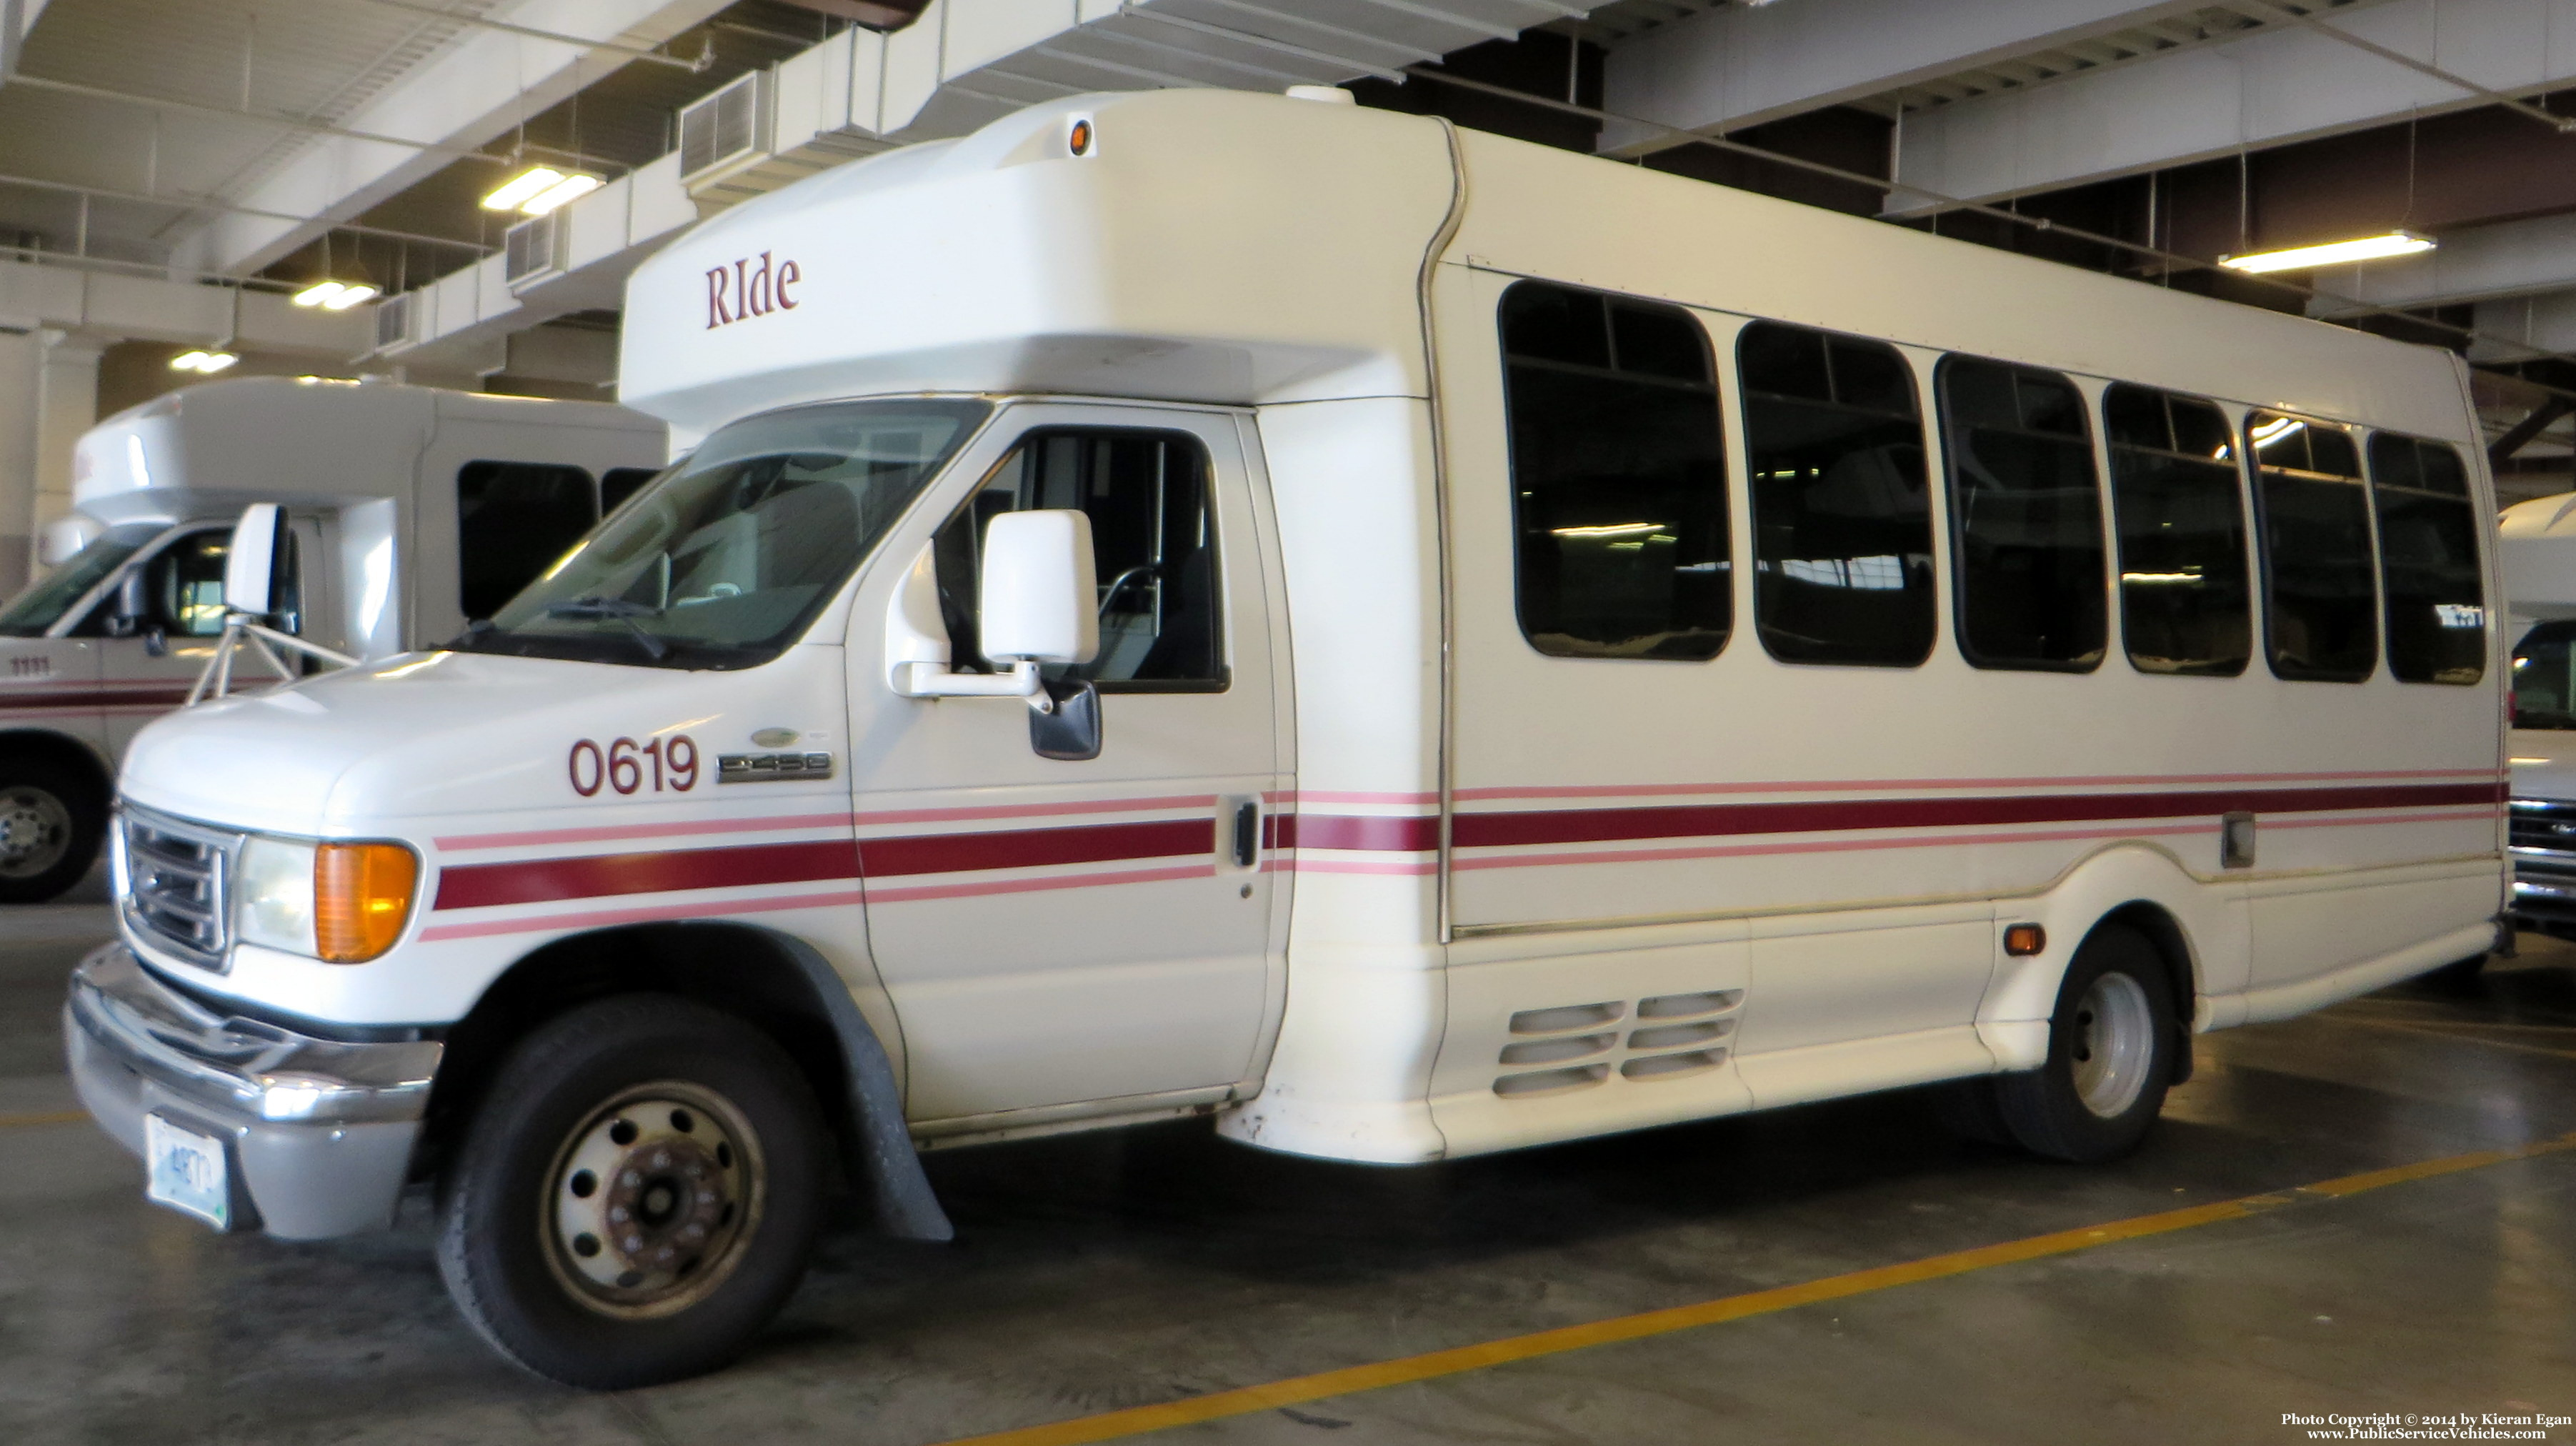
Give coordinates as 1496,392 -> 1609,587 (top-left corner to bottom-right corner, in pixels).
2093,901 -> 2198,1084
0,729 -> 111,802
419,922 -> 860,1190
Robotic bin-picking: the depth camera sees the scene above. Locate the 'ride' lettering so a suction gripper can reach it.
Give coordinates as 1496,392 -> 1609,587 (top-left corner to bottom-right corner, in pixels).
705,250 -> 801,329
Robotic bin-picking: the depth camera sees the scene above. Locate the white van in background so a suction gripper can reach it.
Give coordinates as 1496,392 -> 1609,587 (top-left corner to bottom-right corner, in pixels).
0,377 -> 666,900
66,89 -> 2502,1389
2498,493 -> 2576,937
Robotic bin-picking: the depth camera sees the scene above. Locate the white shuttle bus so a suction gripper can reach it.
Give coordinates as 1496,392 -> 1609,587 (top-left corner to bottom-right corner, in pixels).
67,90 -> 2505,1387
0,378 -> 665,899
2495,494 -> 2576,935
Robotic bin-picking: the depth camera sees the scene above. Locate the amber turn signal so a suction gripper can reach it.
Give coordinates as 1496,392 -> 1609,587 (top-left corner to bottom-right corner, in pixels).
2002,922 -> 2047,957
314,842 -> 419,962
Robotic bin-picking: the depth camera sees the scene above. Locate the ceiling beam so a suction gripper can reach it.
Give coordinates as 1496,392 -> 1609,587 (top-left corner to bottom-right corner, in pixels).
1888,0 -> 2576,215
1596,0 -> 2216,158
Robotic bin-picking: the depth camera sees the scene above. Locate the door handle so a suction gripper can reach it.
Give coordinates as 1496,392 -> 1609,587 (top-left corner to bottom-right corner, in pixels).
1231,800 -> 1258,869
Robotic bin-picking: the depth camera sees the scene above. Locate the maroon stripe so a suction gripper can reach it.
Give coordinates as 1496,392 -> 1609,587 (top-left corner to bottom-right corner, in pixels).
434,839 -> 860,911
0,687 -> 193,710
1280,813 -> 1442,852
859,819 -> 1212,878
1452,782 -> 2502,851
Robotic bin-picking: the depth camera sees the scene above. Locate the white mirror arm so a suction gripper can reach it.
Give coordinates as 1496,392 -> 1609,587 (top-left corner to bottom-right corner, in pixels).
890,659 -> 1057,712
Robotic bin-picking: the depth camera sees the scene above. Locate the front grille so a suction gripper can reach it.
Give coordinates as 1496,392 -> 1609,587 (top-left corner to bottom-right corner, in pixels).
119,807 -> 240,970
2509,798 -> 2576,854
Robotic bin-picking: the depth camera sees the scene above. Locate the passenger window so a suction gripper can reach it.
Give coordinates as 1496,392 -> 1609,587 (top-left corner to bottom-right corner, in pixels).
1937,359 -> 2105,670
149,532 -> 231,637
457,462 -> 599,621
1739,321 -> 1934,666
1499,281 -> 1729,660
2103,385 -> 2252,676
2249,413 -> 2376,682
2367,433 -> 2485,684
934,429 -> 1223,689
601,467 -> 662,514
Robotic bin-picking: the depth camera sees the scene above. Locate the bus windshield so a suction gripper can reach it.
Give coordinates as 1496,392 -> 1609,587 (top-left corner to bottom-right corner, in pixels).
0,523 -> 164,638
450,398 -> 989,671
2515,620 -> 2576,729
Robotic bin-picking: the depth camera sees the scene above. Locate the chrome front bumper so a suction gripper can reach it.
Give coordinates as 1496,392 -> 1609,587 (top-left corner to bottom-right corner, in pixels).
64,942 -> 441,1239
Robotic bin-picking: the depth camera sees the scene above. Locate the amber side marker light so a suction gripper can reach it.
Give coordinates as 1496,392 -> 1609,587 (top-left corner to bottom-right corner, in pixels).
1068,119 -> 1093,156
2002,923 -> 2047,957
315,842 -> 419,962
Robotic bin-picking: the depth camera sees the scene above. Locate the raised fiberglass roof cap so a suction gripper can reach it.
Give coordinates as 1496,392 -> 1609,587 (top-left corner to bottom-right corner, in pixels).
619,89 -> 1462,444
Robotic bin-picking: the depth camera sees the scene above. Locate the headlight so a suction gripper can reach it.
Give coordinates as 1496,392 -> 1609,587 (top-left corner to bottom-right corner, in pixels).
233,837 -> 419,963
235,836 -> 317,954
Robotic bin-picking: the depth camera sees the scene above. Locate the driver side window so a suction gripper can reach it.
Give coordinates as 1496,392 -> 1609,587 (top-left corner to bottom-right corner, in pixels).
932,428 -> 1226,691
153,532 -> 232,637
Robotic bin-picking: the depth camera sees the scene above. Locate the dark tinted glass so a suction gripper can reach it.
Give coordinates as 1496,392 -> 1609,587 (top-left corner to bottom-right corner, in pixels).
2367,433 -> 2485,684
457,461 -> 599,621
601,467 -> 662,514
2250,412 -> 2376,682
1500,282 -> 1730,661
1940,359 -> 2106,669
937,429 -> 1223,689
1739,320 -> 1933,666
2514,620 -> 2576,729
2104,385 -> 2251,676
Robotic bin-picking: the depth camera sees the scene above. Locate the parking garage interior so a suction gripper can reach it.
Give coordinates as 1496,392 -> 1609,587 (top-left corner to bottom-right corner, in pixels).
3,1 -> 2575,1442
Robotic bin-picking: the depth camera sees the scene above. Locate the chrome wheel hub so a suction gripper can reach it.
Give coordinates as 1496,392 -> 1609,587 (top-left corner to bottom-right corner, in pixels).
546,1084 -> 762,1319
0,787 -> 71,879
2069,970 -> 2155,1120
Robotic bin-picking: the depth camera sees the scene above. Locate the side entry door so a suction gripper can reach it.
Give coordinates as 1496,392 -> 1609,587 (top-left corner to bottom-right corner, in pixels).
852,404 -> 1286,1124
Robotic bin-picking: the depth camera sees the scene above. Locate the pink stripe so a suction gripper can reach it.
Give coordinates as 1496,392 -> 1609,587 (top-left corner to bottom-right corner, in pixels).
436,812 -> 859,852
1452,767 -> 2498,803
1276,789 -> 1441,806
865,862 -> 1212,903
2266,808 -> 2498,829
415,888 -> 868,942
855,794 -> 1214,827
1454,822 -> 2217,872
1291,857 -> 1441,876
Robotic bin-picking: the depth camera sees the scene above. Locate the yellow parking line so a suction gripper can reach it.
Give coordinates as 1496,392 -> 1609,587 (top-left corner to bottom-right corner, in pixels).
932,1130 -> 2576,1446
0,1110 -> 90,1131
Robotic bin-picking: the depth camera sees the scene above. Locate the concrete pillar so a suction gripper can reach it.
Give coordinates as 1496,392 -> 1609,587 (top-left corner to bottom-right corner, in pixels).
28,329 -> 103,591
0,327 -> 40,599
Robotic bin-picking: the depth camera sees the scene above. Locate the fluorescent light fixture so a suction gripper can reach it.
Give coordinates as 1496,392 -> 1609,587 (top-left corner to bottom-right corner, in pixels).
2220,231 -> 2434,274
519,173 -> 601,216
1552,522 -> 1667,538
169,350 -> 209,371
169,350 -> 239,374
292,280 -> 346,308
481,166 -> 566,211
320,284 -> 377,311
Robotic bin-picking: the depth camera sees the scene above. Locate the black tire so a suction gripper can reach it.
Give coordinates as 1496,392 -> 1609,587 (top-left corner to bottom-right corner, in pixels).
436,994 -> 827,1388
0,754 -> 105,904
1990,926 -> 2175,1164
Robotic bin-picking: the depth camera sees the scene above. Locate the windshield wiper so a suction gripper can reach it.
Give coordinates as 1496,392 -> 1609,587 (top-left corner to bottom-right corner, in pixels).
544,597 -> 669,662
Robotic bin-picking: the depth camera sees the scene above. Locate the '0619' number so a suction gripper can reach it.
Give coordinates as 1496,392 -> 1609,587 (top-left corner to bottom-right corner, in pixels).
568,735 -> 699,797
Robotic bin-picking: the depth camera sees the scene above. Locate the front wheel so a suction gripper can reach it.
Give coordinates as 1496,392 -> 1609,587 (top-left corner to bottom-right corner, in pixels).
435,995 -> 827,1388
1987,926 -> 2175,1163
0,755 -> 104,904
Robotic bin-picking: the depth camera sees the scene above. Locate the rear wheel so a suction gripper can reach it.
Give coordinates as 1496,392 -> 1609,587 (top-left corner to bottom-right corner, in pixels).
1987,927 -> 2175,1163
435,995 -> 827,1388
0,755 -> 104,904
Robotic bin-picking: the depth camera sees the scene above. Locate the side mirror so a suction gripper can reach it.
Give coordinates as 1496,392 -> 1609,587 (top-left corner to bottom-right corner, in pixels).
105,567 -> 147,638
978,510 -> 1099,668
223,504 -> 288,618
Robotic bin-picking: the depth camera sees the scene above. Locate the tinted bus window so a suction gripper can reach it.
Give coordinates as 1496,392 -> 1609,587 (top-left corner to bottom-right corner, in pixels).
1939,359 -> 2105,670
2249,413 -> 2375,682
458,461 -> 599,621
1739,321 -> 1934,667
2103,386 -> 2251,676
601,467 -> 662,514
2366,433 -> 2485,684
1499,281 -> 1730,661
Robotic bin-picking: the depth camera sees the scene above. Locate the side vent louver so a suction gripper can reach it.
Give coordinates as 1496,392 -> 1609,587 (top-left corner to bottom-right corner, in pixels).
371,291 -> 414,354
1493,988 -> 1745,1099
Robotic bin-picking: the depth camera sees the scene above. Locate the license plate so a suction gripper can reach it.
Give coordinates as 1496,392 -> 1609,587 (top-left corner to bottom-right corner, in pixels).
144,1114 -> 230,1230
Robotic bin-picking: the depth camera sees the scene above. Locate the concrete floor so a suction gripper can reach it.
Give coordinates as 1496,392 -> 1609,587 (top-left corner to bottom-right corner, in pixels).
7,879 -> 2573,1445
